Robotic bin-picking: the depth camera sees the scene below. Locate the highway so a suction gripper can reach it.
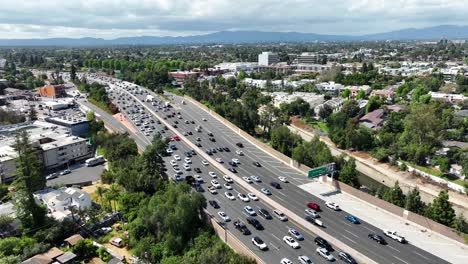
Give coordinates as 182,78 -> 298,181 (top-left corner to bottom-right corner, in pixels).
86,74 -> 450,264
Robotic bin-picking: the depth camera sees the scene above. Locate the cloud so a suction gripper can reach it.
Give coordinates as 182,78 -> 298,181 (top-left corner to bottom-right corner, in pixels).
0,0 -> 465,38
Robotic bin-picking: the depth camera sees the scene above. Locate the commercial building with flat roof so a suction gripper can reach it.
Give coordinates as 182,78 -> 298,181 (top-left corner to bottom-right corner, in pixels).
38,84 -> 66,98
297,52 -> 319,64
258,51 -> 280,66
45,115 -> 89,137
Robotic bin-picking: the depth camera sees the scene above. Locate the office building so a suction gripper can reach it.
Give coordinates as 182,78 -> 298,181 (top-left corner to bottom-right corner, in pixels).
45,115 -> 90,137
297,52 -> 319,64
258,52 -> 280,66
38,84 -> 66,98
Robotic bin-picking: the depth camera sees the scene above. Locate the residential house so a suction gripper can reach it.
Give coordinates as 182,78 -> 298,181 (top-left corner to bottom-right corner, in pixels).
34,187 -> 92,220
449,164 -> 465,180
359,109 -> 385,130
429,92 -> 467,104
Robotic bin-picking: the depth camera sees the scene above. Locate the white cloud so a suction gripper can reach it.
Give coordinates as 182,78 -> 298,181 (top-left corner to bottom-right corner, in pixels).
0,0 -> 465,38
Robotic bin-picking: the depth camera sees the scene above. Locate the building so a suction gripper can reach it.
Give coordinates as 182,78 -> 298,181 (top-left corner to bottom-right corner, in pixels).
214,62 -> 259,73
345,85 -> 372,97
429,92 -> 467,104
359,109 -> 385,130
243,78 -> 267,89
34,187 -> 92,220
37,84 -> 66,98
266,92 -> 324,109
0,78 -> 8,85
22,247 -> 77,264
316,82 -> 345,95
0,121 -> 91,183
169,71 -> 200,83
258,52 -> 280,66
449,164 -> 465,180
297,52 -> 319,64
45,115 -> 90,137
295,64 -> 331,73
314,97 -> 346,116
370,89 -> 396,102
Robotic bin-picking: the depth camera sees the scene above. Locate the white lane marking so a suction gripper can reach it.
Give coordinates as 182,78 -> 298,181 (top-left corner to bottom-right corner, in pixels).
275,196 -> 286,203
388,245 -> 401,253
413,251 -> 430,260
269,243 -> 280,250
341,235 -> 357,244
362,225 -> 375,232
271,234 -> 281,241
344,229 -> 359,238
277,191 -> 287,197
393,255 -> 410,264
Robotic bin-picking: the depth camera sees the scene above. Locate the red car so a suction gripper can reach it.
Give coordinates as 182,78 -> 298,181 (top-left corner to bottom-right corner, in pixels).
171,135 -> 181,141
307,202 -> 321,211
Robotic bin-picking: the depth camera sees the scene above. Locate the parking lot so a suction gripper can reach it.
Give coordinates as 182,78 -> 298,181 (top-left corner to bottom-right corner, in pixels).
46,163 -> 105,186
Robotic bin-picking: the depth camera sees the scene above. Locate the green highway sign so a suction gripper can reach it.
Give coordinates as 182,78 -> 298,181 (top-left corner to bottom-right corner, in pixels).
308,163 -> 335,178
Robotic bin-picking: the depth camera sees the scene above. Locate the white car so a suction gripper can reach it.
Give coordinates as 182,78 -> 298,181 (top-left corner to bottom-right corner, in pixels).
236,150 -> 244,156
238,193 -> 250,202
207,186 -> 217,194
211,179 -> 221,189
305,209 -> 320,218
223,175 -> 233,183
170,160 -> 177,166
184,157 -> 192,164
242,176 -> 253,183
247,193 -> 258,201
202,160 -> 209,166
202,117 -> 207,121
208,171 -> 217,178
273,210 -> 288,221
252,236 -> 268,250
383,229 -> 406,243
316,247 -> 335,261
194,175 -> 203,182
244,205 -> 256,216
278,176 -> 288,183
224,183 -> 233,190
283,236 -> 300,249
173,155 -> 181,161
325,201 -> 340,211
288,228 -> 304,240
216,158 -> 223,163
166,148 -> 173,154
232,158 -> 240,164
218,211 -> 230,222
183,164 -> 191,171
250,175 -> 261,182
298,255 -> 313,264
280,258 -> 293,264
225,192 -> 236,200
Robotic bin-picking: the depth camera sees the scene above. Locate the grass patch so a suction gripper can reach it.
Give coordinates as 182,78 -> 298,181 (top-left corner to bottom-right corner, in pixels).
401,160 -> 467,186
88,98 -> 112,115
97,147 -> 106,156
308,121 -> 329,133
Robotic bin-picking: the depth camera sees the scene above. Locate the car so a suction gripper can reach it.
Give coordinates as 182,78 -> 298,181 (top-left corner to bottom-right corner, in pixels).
202,117 -> 207,121
215,158 -> 223,163
211,179 -> 221,189
307,202 -> 321,211
205,149 -> 213,155
298,255 -> 313,264
252,161 -> 261,167
232,158 -> 240,164
208,171 -> 217,178
236,142 -> 244,148
173,167 -> 182,174
278,176 -> 288,183
211,148 -> 217,153
383,229 -> 406,243
251,236 -> 267,250
166,148 -> 173,154
256,208 -> 271,220
306,215 -> 324,227
224,183 -> 233,190
194,167 -> 202,173
193,183 -> 204,193
202,160 -> 209,166
46,173 -> 58,180
250,175 -> 261,182
195,143 -> 202,147
288,228 -> 304,241
242,176 -> 253,183
283,236 -> 300,249
228,167 -> 237,173
209,137 -> 216,142
325,201 -> 340,211
225,192 -> 235,200
247,193 -> 258,201
170,160 -> 177,166
270,181 -> 281,189
183,164 -> 191,171
314,237 -> 333,251
228,161 -> 237,167
184,157 -> 192,164
280,258 -> 293,264
236,150 -> 244,156
273,210 -> 288,221
207,186 -> 218,194
247,217 -> 264,230
194,175 -> 203,182
99,226 -> 112,235
223,147 -> 230,152
184,151 -> 192,157
244,205 -> 256,216
218,211 -> 230,222
217,147 -> 224,152
196,137 -> 201,141
345,215 -> 360,224
338,251 -> 357,264
233,220 -> 251,235
173,124 -> 178,128
260,188 -> 272,195
238,193 -> 250,202
60,169 -> 71,175
223,175 -> 233,183
368,233 -> 386,244
173,155 -> 181,161
207,132 -> 214,137
316,247 -> 335,262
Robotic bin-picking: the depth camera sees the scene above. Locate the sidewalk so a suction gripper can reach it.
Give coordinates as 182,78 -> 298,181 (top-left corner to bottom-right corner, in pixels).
299,180 -> 468,264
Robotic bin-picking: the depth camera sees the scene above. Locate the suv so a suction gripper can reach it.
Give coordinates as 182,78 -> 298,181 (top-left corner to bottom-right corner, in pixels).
270,181 -> 281,189
314,236 -> 333,251
258,208 -> 272,219
234,220 -> 251,235
246,217 -> 264,230
338,251 -> 357,264
273,210 -> 288,221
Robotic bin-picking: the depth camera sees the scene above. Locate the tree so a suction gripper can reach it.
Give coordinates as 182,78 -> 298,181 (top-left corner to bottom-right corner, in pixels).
95,186 -> 107,206
341,89 -> 350,98
405,188 -> 425,214
71,64 -> 77,81
453,214 -> 467,234
28,107 -> 37,121
365,96 -> 382,114
427,190 -> 455,226
270,126 -> 302,156
0,215 -> 14,233
338,158 -> 360,188
73,239 -> 97,260
318,104 -> 333,120
383,181 -> 405,207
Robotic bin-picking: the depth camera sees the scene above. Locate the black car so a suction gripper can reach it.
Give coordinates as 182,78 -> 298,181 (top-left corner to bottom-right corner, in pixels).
338,251 -> 357,264
205,149 -> 213,155
207,132 -> 214,137
211,148 -> 217,153
209,200 -> 220,209
173,124 -> 178,128
194,168 -> 202,173
253,161 -> 261,167
209,137 -> 216,142
270,181 -> 281,189
228,161 -> 237,167
236,142 -> 244,148
196,137 -> 201,141
174,120 -> 179,124
216,147 -> 224,152
223,147 -> 231,152
368,233 -> 386,244
191,120 -> 195,124
163,126 -> 168,130
185,152 -> 192,157
258,208 -> 272,219
156,120 -> 161,124
314,236 -> 333,251
246,217 -> 264,230
234,220 -> 251,235
195,143 -> 202,147
190,150 -> 196,155
228,167 -> 237,173
188,131 -> 193,135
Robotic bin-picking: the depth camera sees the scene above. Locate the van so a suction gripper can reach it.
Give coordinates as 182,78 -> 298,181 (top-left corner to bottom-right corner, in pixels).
110,237 -> 123,248
273,210 -> 288,221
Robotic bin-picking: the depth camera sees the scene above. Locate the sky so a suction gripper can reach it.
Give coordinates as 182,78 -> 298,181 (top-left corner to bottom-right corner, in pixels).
0,0 -> 466,39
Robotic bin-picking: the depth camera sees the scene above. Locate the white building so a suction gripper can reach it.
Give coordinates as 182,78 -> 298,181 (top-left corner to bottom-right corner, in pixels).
429,92 -> 467,104
34,187 -> 92,220
295,64 -> 331,73
297,52 -> 319,64
258,52 -> 279,66
316,82 -> 345,95
265,92 -> 324,109
214,62 -> 259,73
243,78 -> 267,89
314,97 -> 346,116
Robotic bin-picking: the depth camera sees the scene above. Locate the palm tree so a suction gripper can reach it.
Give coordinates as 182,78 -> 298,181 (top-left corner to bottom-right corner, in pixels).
107,184 -> 120,212
95,186 -> 107,206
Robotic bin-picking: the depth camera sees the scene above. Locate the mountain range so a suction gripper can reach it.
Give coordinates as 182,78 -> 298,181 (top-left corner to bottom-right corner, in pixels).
0,25 -> 467,46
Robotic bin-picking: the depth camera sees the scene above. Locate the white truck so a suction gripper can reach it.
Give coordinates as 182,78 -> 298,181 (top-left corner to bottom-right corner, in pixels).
146,94 -> 155,102
383,229 -> 406,243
